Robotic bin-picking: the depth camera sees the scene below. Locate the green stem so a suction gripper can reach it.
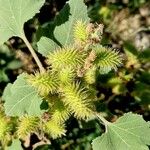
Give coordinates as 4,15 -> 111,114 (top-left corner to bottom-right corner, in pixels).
21,31 -> 45,73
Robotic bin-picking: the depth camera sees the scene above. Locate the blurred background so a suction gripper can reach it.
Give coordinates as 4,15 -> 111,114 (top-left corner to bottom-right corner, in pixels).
0,0 -> 150,149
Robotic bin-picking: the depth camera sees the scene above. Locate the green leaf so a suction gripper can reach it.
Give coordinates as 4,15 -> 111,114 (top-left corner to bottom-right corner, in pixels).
92,113 -> 150,150
0,0 -> 45,45
7,139 -> 23,150
0,70 -> 9,82
54,0 -> 89,46
1,83 -> 12,101
37,0 -> 89,56
37,37 -> 58,56
132,82 -> 150,105
37,3 -> 70,56
139,48 -> 150,62
123,42 -> 138,56
7,60 -> 22,69
36,3 -> 70,41
3,74 -> 44,116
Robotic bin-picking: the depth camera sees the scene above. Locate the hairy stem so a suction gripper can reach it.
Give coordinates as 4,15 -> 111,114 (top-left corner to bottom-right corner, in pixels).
21,31 -> 45,73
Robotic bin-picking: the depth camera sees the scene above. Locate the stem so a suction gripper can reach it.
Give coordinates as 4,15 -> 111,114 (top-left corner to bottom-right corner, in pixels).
95,113 -> 111,132
21,31 -> 45,73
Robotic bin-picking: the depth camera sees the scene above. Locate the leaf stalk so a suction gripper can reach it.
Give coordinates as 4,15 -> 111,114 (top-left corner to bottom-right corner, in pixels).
21,31 -> 45,73
95,113 -> 111,132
